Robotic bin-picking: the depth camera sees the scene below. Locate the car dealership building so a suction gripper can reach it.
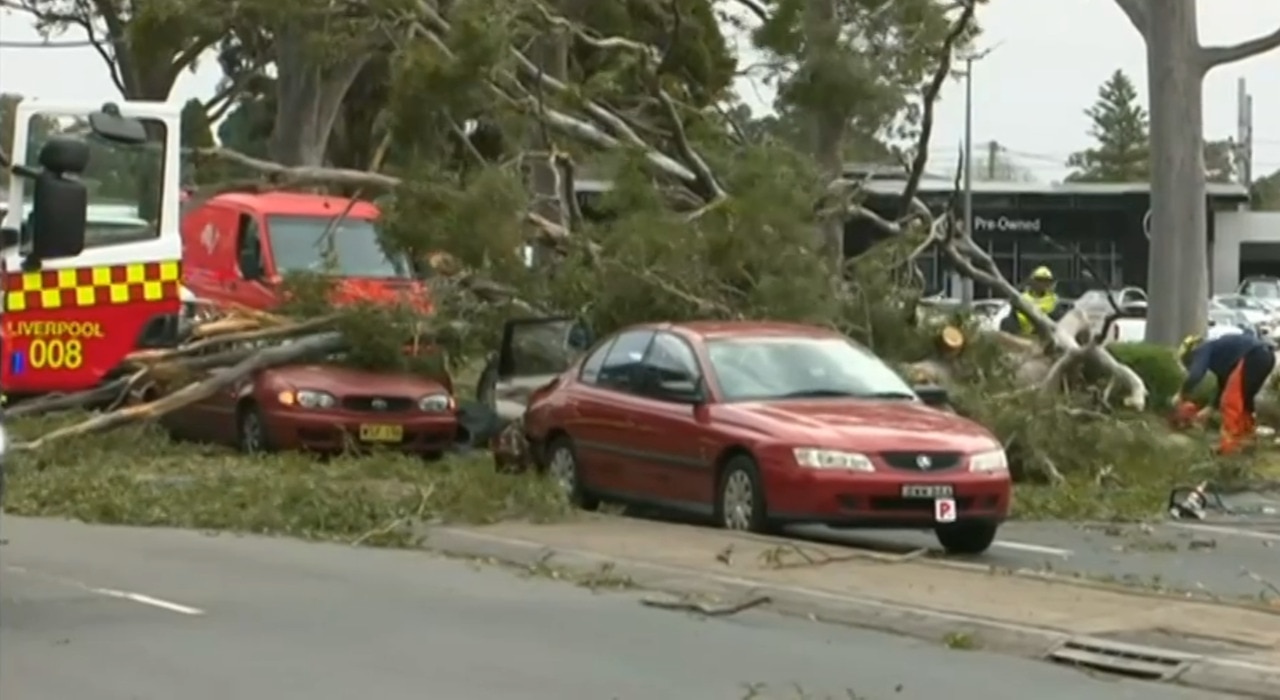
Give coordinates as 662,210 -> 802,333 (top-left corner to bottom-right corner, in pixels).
846,178 -> 1254,297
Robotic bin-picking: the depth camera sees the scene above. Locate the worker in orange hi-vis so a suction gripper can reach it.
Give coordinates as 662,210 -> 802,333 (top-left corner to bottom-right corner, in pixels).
1174,333 -> 1277,455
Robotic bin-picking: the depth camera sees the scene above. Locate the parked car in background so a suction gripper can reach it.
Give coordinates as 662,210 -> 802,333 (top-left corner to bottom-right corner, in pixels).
501,318 -> 1013,554
1207,307 -> 1252,340
1238,276 -> 1280,313
1074,287 -> 1147,337
1211,294 -> 1275,337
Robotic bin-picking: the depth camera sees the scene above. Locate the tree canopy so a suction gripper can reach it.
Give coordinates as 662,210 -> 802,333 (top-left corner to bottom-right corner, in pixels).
1066,69 -> 1149,183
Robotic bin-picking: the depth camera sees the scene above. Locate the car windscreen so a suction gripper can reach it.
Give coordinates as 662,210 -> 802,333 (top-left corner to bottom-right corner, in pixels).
266,215 -> 409,278
1245,281 -> 1280,299
706,336 -> 917,402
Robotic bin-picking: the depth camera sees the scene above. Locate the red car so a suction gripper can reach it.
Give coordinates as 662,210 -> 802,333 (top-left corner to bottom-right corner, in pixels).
493,318 -> 1012,554
161,364 -> 461,457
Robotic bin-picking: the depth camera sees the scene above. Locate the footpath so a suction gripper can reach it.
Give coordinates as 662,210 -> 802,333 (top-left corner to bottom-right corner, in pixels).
426,517 -> 1280,698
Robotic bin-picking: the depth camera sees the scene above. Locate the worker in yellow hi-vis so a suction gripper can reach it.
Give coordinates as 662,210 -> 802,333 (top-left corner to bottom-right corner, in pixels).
1013,266 -> 1059,335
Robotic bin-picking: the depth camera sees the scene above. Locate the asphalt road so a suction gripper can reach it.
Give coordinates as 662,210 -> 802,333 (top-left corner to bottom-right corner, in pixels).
0,516 -> 1235,700
789,510 -> 1280,601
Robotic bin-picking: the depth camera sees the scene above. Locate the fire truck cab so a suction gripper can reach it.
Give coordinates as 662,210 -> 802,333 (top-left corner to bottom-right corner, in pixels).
1,99 -> 184,397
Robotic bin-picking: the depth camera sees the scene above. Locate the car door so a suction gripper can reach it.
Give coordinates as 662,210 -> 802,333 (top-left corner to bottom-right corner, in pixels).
490,316 -> 592,424
623,332 -> 716,509
175,367 -> 248,445
225,212 -> 279,310
571,330 -> 657,496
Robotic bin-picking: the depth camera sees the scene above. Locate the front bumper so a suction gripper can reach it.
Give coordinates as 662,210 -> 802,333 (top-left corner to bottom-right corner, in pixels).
762,465 -> 1011,528
264,411 -> 461,456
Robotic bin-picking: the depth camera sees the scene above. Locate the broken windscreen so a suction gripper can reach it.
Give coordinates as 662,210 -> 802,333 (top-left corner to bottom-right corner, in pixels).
265,215 -> 409,278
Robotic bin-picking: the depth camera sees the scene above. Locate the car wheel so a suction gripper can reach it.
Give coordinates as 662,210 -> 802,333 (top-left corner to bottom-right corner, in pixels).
545,436 -> 599,511
237,403 -> 274,455
716,455 -> 772,533
934,520 -> 999,555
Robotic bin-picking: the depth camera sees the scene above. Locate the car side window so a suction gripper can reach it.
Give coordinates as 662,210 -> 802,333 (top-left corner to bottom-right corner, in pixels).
644,333 -> 700,380
578,338 -> 616,384
596,330 -> 655,392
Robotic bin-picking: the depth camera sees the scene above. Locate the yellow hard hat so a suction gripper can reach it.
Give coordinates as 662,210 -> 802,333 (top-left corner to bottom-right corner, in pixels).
1178,334 -> 1203,363
1030,266 -> 1054,280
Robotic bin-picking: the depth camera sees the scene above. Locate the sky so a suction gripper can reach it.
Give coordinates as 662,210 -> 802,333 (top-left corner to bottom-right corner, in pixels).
3,0 -> 1280,183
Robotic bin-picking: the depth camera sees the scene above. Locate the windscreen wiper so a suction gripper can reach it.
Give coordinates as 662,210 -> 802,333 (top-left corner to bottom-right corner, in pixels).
857,391 -> 918,400
778,389 -> 860,399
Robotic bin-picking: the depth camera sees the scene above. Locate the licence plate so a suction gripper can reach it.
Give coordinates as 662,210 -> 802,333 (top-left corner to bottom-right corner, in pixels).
902,484 -> 953,498
359,424 -> 403,442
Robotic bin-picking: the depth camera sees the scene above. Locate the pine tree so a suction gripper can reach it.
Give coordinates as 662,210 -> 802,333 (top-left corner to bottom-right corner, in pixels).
1066,70 -> 1150,182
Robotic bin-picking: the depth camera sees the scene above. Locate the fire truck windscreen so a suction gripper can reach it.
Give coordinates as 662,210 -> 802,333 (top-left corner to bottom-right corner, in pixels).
18,112 -> 168,247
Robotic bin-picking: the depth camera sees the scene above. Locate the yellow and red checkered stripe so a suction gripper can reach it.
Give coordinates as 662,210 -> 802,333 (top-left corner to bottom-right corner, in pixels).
3,260 -> 182,312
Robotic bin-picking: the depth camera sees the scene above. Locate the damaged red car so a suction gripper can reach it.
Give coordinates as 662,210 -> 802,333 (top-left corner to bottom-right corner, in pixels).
160,363 -> 460,457
491,318 -> 1012,554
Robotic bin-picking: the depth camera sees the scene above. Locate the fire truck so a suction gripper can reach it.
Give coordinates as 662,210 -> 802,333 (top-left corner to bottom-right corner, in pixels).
1,100 -> 184,401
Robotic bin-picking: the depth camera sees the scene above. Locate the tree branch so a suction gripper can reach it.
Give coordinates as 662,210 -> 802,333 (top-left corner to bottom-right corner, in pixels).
1111,0 -> 1148,38
1202,26 -> 1280,71
899,0 -> 976,218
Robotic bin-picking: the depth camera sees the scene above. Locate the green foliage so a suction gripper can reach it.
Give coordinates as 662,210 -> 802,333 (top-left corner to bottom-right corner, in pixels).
751,0 -> 980,153
1105,341 -> 1215,409
4,415 -> 571,545
1066,69 -> 1150,183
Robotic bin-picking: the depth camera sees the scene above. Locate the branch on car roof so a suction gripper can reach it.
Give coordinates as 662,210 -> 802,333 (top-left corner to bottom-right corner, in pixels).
13,332 -> 347,451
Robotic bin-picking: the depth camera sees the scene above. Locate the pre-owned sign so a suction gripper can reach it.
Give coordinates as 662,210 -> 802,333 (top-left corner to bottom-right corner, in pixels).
973,215 -> 1042,233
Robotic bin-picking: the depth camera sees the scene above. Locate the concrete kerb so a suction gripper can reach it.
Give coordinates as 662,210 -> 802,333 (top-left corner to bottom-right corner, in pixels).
425,526 -> 1280,699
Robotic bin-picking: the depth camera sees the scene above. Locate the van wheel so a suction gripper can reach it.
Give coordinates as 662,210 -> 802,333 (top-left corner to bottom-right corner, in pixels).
237,403 -> 274,454
716,455 -> 773,533
545,436 -> 598,510
935,520 -> 999,555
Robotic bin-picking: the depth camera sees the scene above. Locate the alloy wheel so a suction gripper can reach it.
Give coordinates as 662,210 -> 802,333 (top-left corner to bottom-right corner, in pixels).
548,446 -> 577,498
722,470 -> 754,530
241,412 -> 264,453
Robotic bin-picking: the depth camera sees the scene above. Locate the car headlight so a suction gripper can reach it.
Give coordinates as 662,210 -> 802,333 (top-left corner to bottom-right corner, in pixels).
969,448 -> 1008,473
793,448 -> 874,472
278,389 -> 337,409
418,393 -> 454,412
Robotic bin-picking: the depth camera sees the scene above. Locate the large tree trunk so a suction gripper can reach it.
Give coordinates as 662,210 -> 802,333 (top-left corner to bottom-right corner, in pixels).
268,28 -> 373,167
1143,4 -> 1208,344
803,0 -> 846,266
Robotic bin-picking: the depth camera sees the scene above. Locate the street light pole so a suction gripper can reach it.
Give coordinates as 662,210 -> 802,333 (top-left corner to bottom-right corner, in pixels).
961,55 -> 974,306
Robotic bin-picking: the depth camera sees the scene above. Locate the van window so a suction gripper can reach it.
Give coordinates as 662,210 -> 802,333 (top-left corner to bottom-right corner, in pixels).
265,215 -> 408,278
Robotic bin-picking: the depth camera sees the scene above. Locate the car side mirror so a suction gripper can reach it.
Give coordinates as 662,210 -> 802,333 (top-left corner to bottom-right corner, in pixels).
29,170 -> 88,260
913,384 -> 949,408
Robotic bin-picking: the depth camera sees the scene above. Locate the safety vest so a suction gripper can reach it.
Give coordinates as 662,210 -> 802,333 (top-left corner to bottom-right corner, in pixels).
1017,290 -> 1058,335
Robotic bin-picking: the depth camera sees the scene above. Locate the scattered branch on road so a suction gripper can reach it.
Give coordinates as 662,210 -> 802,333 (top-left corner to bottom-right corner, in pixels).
641,594 -> 771,617
756,542 -> 928,570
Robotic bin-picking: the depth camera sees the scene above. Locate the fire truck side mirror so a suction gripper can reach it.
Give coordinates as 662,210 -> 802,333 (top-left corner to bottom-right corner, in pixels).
29,171 -> 88,260
88,107 -> 147,145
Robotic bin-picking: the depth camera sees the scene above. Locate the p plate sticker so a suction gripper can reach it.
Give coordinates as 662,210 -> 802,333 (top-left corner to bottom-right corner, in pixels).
934,498 -> 957,523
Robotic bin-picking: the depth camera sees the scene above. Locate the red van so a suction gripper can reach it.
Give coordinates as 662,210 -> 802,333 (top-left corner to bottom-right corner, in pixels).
179,192 -> 428,312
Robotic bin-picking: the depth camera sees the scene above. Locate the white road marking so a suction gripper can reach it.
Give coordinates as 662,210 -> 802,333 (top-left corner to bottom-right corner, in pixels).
87,587 -> 205,615
1166,521 -> 1280,543
4,565 -> 205,615
991,540 -> 1073,557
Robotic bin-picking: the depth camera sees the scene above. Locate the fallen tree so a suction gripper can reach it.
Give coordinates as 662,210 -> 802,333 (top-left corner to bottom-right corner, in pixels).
4,0 -> 1256,524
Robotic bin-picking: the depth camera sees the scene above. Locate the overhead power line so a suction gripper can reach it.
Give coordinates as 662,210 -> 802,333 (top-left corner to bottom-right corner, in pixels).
0,38 -> 98,48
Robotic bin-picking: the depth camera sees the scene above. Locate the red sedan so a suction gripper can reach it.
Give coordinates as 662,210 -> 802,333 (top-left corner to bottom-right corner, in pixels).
494,318 -> 1012,554
161,364 -> 461,458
